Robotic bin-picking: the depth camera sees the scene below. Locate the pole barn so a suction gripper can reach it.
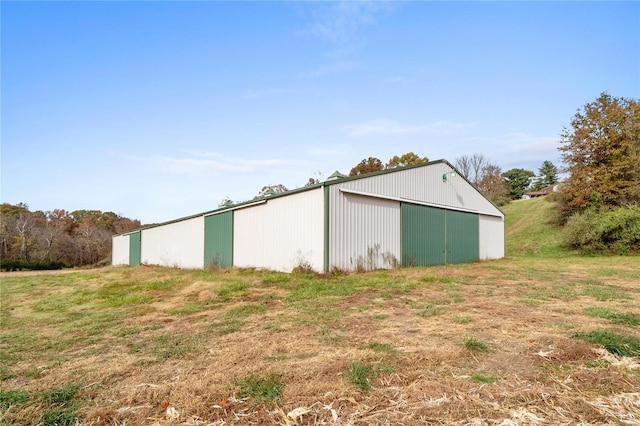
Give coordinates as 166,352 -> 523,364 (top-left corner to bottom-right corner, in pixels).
112,160 -> 504,272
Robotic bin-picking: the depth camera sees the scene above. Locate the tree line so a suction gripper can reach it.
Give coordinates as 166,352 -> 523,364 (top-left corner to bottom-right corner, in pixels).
232,151 -> 559,210
347,152 -> 557,207
0,204 -> 141,270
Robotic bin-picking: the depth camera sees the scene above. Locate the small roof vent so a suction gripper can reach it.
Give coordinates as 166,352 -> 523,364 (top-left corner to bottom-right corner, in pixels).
326,171 -> 347,181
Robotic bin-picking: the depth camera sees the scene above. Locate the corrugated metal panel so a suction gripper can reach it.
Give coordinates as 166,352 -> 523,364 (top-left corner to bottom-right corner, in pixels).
141,216 -> 204,269
401,203 -> 446,266
334,162 -> 503,218
233,187 -> 324,272
479,215 -> 504,259
329,190 -> 400,271
446,210 -> 479,263
112,234 -> 130,265
400,204 -> 479,266
129,231 -> 141,266
204,212 -> 233,268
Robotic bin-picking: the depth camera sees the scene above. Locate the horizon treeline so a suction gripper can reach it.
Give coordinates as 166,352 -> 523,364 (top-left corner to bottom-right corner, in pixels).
0,203 -> 141,270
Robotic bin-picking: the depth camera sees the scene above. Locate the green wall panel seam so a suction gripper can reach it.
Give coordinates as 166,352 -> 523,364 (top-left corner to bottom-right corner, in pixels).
323,185 -> 330,273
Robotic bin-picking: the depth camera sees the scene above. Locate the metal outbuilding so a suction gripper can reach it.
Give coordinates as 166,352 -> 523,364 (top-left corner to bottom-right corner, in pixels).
112,159 -> 504,272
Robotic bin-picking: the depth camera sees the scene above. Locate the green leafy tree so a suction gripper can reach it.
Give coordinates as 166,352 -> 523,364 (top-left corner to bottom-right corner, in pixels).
503,168 -> 535,200
531,161 -> 559,191
386,152 -> 429,168
349,157 -> 384,176
218,197 -> 234,208
559,92 -> 640,217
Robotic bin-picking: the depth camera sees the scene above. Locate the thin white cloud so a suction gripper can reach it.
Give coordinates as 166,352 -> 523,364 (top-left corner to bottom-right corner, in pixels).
131,151 -> 299,176
501,133 -> 558,156
458,133 -> 561,171
346,119 -> 475,137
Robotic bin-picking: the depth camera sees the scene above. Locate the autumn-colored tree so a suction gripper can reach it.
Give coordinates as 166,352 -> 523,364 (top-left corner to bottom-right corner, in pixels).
559,93 -> 640,217
502,168 -> 535,200
349,157 -> 384,176
454,154 -> 508,205
255,184 -> 289,199
477,164 -> 510,206
305,177 -> 320,186
0,203 -> 142,268
386,152 -> 429,168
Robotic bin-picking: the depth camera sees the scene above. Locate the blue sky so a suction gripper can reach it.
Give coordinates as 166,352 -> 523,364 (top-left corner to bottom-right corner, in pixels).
2,1 -> 639,224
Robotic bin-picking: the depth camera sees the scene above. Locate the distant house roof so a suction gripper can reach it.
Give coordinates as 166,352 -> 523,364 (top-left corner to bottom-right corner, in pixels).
523,184 -> 559,198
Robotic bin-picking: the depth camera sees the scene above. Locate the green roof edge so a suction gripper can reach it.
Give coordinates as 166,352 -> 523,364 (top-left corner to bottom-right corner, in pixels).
113,158 -> 502,237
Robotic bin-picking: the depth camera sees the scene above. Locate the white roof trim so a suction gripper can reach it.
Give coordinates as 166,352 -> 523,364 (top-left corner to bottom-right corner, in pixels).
202,199 -> 267,217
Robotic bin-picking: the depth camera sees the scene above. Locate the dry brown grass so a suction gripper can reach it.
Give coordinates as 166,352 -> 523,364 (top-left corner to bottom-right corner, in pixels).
1,258 -> 639,425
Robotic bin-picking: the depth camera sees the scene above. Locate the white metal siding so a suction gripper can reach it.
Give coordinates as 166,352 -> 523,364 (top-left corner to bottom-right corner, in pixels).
141,216 -> 205,269
334,163 -> 503,218
329,190 -> 400,271
111,234 -> 130,265
233,188 -> 324,272
479,215 -> 504,259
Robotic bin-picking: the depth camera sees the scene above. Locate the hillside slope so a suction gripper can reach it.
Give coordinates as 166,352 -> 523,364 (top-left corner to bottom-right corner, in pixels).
501,196 -> 566,258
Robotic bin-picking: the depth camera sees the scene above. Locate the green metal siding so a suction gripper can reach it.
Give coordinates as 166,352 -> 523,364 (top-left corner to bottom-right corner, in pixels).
324,185 -> 330,273
401,204 -> 446,266
204,212 -> 233,268
446,210 -> 479,263
129,231 -> 141,266
401,204 -> 479,266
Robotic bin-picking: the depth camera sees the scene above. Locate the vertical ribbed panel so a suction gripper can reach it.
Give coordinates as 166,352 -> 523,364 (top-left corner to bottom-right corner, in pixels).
329,191 -> 400,271
204,212 -> 233,268
112,234 -> 130,266
140,216 -> 204,269
129,231 -> 141,266
233,188 -> 324,272
446,210 -> 479,263
479,215 -> 504,259
332,162 -> 503,218
401,203 -> 446,266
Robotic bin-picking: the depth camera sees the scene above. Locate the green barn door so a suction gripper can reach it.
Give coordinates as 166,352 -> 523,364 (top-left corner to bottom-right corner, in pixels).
401,204 -> 446,266
129,231 -> 141,266
446,210 -> 479,263
204,212 -> 233,268
401,204 -> 479,266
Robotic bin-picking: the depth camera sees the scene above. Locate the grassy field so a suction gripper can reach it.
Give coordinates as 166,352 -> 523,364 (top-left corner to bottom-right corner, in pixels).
1,197 -> 639,425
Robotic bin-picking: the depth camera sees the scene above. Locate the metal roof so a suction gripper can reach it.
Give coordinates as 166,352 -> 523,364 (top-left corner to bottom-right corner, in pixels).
113,159 -> 502,236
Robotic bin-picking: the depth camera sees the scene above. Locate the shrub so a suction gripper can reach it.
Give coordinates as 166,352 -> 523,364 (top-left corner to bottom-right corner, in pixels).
564,205 -> 640,254
0,260 -> 68,271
